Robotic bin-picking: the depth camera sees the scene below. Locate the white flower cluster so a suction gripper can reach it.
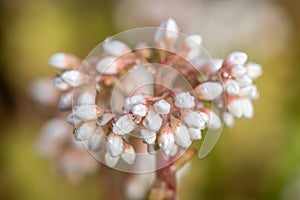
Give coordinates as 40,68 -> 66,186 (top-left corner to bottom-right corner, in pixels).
43,18 -> 262,168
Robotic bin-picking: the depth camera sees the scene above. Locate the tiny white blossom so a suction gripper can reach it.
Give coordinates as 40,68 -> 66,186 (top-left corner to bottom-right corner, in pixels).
225,79 -> 240,96
183,111 -> 208,129
87,128 -> 105,152
227,52 -> 248,65
142,109 -> 162,132
188,128 -> 202,140
154,18 -> 179,49
132,104 -> 148,117
107,134 -> 124,157
174,125 -> 192,148
75,121 -> 96,141
96,56 -> 120,75
165,144 -> 178,156
223,112 -> 235,127
113,114 -> 135,135
58,92 -> 72,111
103,40 -> 131,57
239,85 -> 259,99
236,76 -> 253,88
77,91 -> 95,105
195,82 -> 223,101
124,95 -> 147,112
53,75 -> 70,91
184,34 -> 202,60
48,53 -> 80,69
240,98 -> 254,119
141,129 -> 156,145
104,152 -> 120,168
231,65 -> 246,78
74,105 -> 101,121
174,92 -> 195,109
121,145 -> 136,165
152,99 -> 171,114
246,62 -> 263,80
61,70 -> 86,87
97,113 -> 114,126
158,131 -> 175,155
204,109 -> 222,130
227,99 -> 243,118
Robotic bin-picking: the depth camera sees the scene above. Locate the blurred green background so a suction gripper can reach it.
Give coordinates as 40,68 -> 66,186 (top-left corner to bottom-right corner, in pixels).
0,0 -> 300,199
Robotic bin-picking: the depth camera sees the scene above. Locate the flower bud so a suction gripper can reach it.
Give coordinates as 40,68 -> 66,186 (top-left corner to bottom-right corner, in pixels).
195,82 -> 223,100
174,124 -> 192,148
231,65 -> 246,78
246,62 -> 262,80
77,91 -> 95,105
183,111 -> 207,129
174,92 -> 195,109
104,152 -> 119,168
107,134 -> 124,157
226,51 -> 248,65
113,114 -> 135,135
153,99 -> 171,115
96,56 -> 123,75
158,126 -> 175,155
223,112 -> 235,127
141,129 -> 156,145
132,104 -> 148,117
74,105 -> 102,121
48,53 -> 81,69
87,128 -> 105,152
188,128 -> 202,140
121,144 -> 136,165
224,79 -> 240,96
61,70 -> 86,87
142,109 -> 162,132
236,76 -> 253,88
53,75 -> 70,91
240,98 -> 254,119
74,121 -> 96,141
201,109 -> 222,130
154,18 -> 179,50
227,99 -> 242,118
182,34 -> 202,61
58,92 -> 72,111
103,39 -> 131,57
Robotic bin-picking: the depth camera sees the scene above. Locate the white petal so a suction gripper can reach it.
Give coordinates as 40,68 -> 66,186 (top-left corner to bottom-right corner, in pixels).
58,92 -> 72,111
48,53 -> 80,69
141,129 -> 156,145
132,104 -> 148,117
142,109 -> 162,132
165,144 -> 178,156
107,134 -> 123,157
241,98 -> 254,119
174,92 -> 195,109
227,52 -> 248,65
87,128 -> 105,152
183,111 -> 207,129
195,82 -> 223,100
53,75 -> 70,91
61,70 -> 85,87
174,125 -> 192,148
236,76 -> 253,88
246,62 -> 263,80
227,99 -> 242,118
74,121 -> 96,141
164,18 -> 179,39
103,40 -> 131,57
188,128 -> 202,140
77,91 -> 95,105
113,114 -> 135,135
225,80 -> 240,96
74,105 -> 101,121
231,65 -> 246,78
124,95 -> 147,112
206,110 -> 222,130
96,56 -> 119,75
158,132 -> 175,154
121,145 -> 136,165
104,152 -> 119,168
153,99 -> 171,114
239,85 -> 259,99
223,112 -> 235,127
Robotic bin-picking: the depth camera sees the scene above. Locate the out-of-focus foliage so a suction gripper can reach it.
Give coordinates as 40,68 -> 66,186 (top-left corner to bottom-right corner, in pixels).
0,0 -> 300,200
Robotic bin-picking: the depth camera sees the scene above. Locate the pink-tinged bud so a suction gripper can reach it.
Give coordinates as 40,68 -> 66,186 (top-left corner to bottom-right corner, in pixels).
104,152 -> 119,168
158,126 -> 176,155
74,105 -> 102,121
182,34 -> 202,61
240,98 -> 254,119
121,144 -> 136,165
183,111 -> 207,129
226,51 -> 248,66
231,65 -> 246,78
154,18 -> 179,49
236,76 -> 253,88
142,109 -> 162,132
195,82 -> 223,100
48,53 -> 81,69
61,70 -> 86,87
174,92 -> 195,109
87,128 -> 105,152
188,128 -> 202,140
132,104 -> 148,117
113,114 -> 135,135
174,124 -> 192,148
246,62 -> 263,80
107,134 -> 124,157
224,79 -> 240,96
124,95 -> 147,112
103,39 -> 131,57
201,109 -> 222,130
74,121 -> 96,141
58,92 -> 72,111
53,75 -> 70,91
227,99 -> 242,118
96,56 -> 123,75
239,85 -> 259,99
77,91 -> 95,105
223,112 -> 235,127
141,129 -> 156,145
153,99 -> 171,115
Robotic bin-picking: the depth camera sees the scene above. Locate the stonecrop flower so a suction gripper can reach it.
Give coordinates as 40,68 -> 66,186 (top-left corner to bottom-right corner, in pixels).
45,18 -> 262,169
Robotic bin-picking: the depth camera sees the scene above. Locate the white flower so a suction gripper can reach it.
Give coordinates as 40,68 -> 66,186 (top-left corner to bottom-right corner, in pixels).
154,18 -> 179,49
195,82 -> 223,100
231,65 -> 246,78
96,56 -> 121,75
142,109 -> 162,132
204,109 -> 222,130
107,134 -> 124,157
140,129 -> 156,145
124,95 -> 147,112
183,34 -> 202,61
188,128 -> 202,140
225,79 -> 240,96
104,152 -> 120,168
174,124 -> 192,148
152,99 -> 171,114
75,121 -> 96,141
239,85 -> 259,99
58,92 -> 72,111
53,75 -> 70,91
227,99 -> 243,118
97,113 -> 114,126
103,39 -> 131,57
226,52 -> 248,65
113,114 -> 135,135
183,111 -> 208,129
223,112 -> 235,127
236,76 -> 253,88
158,130 -> 175,155
246,62 -> 263,80
74,105 -> 101,121
87,128 -> 105,152
48,53 -> 80,69
132,104 -> 148,117
77,91 -> 95,105
174,92 -> 195,109
61,70 -> 86,87
121,145 -> 136,165
240,98 -> 254,119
